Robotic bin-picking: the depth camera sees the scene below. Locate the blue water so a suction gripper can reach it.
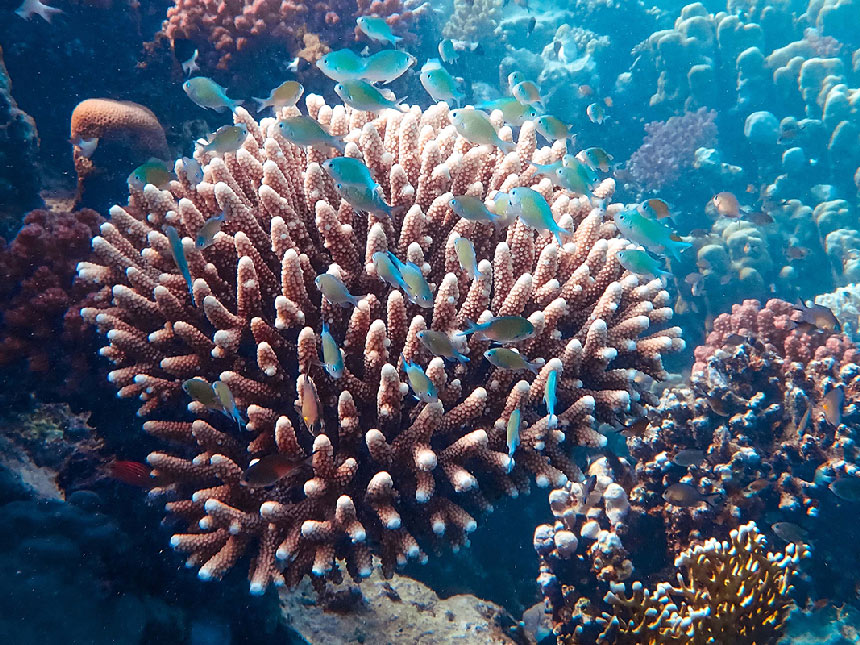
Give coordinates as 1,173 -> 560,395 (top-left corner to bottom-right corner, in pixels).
1,0 -> 859,642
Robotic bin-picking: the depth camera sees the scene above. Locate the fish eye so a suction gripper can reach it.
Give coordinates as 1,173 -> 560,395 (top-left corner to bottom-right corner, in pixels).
449,198 -> 457,206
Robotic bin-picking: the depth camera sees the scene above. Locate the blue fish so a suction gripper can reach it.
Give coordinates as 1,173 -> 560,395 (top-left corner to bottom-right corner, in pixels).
507,407 -> 521,458
401,354 -> 438,403
387,252 -> 434,308
320,322 -> 344,379
213,381 -> 246,429
164,225 -> 193,294
545,368 -> 559,428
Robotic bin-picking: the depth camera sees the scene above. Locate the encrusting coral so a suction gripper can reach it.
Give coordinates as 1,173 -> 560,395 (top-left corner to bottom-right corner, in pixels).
76,97 -> 684,593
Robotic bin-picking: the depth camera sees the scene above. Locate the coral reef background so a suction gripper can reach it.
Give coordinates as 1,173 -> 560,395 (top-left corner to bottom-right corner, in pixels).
1,0 -> 860,643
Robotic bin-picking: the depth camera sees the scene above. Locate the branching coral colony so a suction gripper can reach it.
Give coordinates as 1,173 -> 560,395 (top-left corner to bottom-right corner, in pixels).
77,99 -> 683,593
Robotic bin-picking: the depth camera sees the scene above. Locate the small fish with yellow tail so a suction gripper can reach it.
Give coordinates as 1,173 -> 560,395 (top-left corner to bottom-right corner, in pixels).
452,234 -> 485,279
297,374 -> 322,434
371,251 -> 409,291
198,124 -> 247,155
129,159 -> 173,190
449,195 -> 502,224
616,248 -> 672,281
361,50 -> 416,84
475,97 -> 537,126
613,208 -> 691,260
484,347 -> 543,374
183,77 -> 241,112
253,80 -> 303,112
277,117 -> 345,152
458,316 -> 535,342
544,364 -> 559,428
511,80 -> 543,109
507,187 -> 572,245
535,115 -> 572,143
438,38 -> 481,64
449,108 -> 515,152
213,380 -> 246,429
387,252 -> 434,308
420,60 -> 465,105
418,329 -> 469,363
356,15 -> 402,45
401,354 -> 438,402
507,407 -> 521,458
335,79 -> 404,112
316,49 -> 366,82
662,482 -> 720,508
336,182 -> 393,219
315,273 -> 363,307
164,225 -> 194,294
320,322 -> 344,378
182,378 -> 223,411
195,212 -> 225,249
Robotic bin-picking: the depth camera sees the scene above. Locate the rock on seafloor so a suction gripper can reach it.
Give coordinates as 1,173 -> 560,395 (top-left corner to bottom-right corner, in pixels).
279,566 -> 517,644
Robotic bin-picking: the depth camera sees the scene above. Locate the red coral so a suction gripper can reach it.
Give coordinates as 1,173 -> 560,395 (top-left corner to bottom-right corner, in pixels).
160,0 -> 413,71
694,298 -> 860,374
0,208 -> 108,379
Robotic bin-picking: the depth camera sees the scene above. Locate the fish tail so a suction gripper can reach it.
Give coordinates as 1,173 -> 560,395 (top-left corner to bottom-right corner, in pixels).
454,350 -> 470,363
528,360 -> 541,375
547,414 -> 558,429
498,138 -> 516,154
704,494 -> 721,509
228,98 -> 244,113
668,239 -> 692,261
457,320 -> 478,337
348,294 -> 363,307
252,97 -> 268,113
332,137 -> 346,154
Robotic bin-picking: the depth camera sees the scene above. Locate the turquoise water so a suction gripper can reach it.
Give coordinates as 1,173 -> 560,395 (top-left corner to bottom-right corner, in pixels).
0,0 -> 859,642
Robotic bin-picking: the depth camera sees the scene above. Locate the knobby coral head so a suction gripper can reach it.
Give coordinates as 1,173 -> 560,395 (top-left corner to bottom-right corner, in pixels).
76,98 -> 683,593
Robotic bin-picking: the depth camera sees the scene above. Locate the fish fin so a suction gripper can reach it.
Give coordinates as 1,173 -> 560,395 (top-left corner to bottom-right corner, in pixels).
498,139 -> 516,153
457,320 -> 478,336
528,361 -> 541,375
253,97 -> 268,113
704,494 -> 721,509
454,350 -> 470,363
668,239 -> 692,261
547,414 -> 558,428
348,294 -> 363,307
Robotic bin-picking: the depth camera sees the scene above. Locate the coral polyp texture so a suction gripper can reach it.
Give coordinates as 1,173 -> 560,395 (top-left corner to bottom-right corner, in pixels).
596,522 -> 808,644
160,0 -> 414,71
76,99 -> 683,593
0,208 -> 105,380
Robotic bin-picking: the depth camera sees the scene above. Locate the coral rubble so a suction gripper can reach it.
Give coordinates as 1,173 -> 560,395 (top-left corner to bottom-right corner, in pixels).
77,98 -> 683,593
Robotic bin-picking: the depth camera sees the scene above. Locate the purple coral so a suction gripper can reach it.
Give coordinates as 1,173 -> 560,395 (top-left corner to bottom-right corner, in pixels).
626,108 -> 717,192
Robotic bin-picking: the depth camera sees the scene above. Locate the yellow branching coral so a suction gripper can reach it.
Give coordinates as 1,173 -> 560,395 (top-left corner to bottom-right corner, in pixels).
594,522 -> 809,644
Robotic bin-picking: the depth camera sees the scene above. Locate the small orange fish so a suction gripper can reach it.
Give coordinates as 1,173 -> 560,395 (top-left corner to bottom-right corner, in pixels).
298,374 -> 322,435
713,192 -> 741,218
621,417 -> 649,437
603,96 -> 613,107
242,453 -> 309,487
578,84 -> 593,97
643,198 -> 671,220
745,184 -> 757,193
108,461 -> 152,488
